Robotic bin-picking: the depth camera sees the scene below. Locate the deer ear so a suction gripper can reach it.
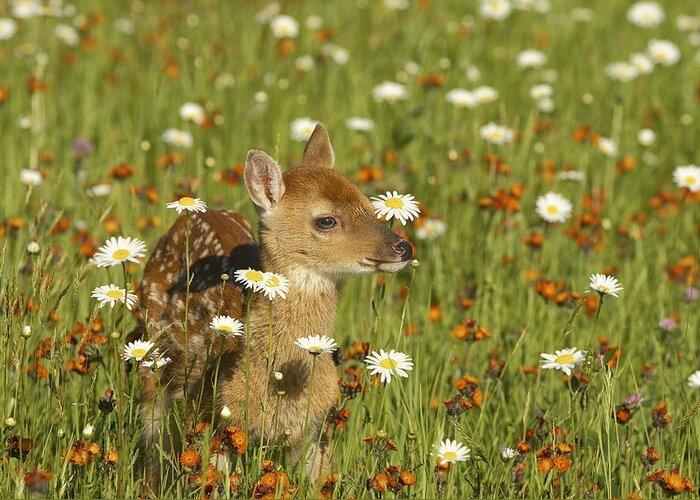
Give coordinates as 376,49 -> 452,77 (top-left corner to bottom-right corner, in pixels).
244,150 -> 286,215
300,123 -> 335,169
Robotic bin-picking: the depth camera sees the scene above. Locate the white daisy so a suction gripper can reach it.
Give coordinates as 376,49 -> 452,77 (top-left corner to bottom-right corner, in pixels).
92,236 -> 147,267
0,18 -> 18,41
415,219 -> 446,240
479,122 -> 514,145
384,0 -> 410,10
295,55 -> 315,72
294,335 -> 338,355
210,315 -> 244,337
445,89 -> 477,109
371,191 -> 421,225
141,356 -> 172,369
555,170 -> 586,182
91,284 -> 138,310
597,137 -> 618,157
535,192 -> 573,224
473,85 -> 499,104
345,117 -> 375,132
687,370 -> 700,389
123,339 -> 158,362
480,0 -> 512,20
20,169 -> 43,187
637,128 -> 656,146
290,117 -> 318,142
54,24 -> 80,46
629,53 -> 655,74
589,274 -> 623,298
162,128 -> 193,148
322,44 -> 349,65
647,39 -> 681,66
86,183 -> 112,198
365,349 -> 414,384
372,82 -> 408,103
539,347 -> 586,376
435,439 -> 471,464
12,0 -> 43,19
260,272 -> 290,300
270,15 -> 299,39
179,102 -> 206,125
500,445 -> 518,460
234,268 -> 266,292
517,49 -> 547,69
627,2 -> 664,28
166,196 -> 208,214
529,84 -> 553,100
673,165 -> 700,192
605,62 -> 639,82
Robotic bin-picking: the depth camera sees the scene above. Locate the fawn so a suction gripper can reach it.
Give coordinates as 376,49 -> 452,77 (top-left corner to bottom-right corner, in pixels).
138,124 -> 413,487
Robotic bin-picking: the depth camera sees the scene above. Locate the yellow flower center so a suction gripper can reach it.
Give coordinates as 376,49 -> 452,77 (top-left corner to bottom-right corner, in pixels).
131,348 -> 148,359
179,196 -> 195,207
546,205 -> 559,215
218,325 -> 233,333
379,358 -> 398,370
112,249 -> 130,260
555,353 -> 575,365
106,289 -> 124,299
308,345 -> 322,352
385,198 -> 404,209
266,276 -> 280,287
685,176 -> 697,185
443,451 -> 457,461
491,130 -> 503,140
245,270 -> 264,282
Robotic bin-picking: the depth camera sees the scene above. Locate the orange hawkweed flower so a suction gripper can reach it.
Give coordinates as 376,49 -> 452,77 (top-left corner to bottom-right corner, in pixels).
399,470 -> 416,486
553,455 -> 570,473
537,457 -> 553,474
180,449 -> 201,468
109,163 -> 136,180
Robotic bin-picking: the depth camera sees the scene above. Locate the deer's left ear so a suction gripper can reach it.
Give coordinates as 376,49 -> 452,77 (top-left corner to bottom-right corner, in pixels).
300,123 -> 334,169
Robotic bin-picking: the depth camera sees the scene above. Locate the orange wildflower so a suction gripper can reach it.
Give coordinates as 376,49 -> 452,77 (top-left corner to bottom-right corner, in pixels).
180,449 -> 201,468
553,455 -> 570,473
537,457 -> 553,474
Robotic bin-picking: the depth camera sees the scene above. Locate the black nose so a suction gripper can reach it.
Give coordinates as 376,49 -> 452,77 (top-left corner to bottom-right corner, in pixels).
392,240 -> 413,260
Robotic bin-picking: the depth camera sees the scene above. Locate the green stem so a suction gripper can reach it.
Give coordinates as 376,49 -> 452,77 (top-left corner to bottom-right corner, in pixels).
259,301 -> 274,465
299,355 -> 318,485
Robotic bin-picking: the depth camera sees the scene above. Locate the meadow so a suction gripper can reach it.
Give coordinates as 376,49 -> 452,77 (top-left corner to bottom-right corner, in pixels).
1,0 -> 699,498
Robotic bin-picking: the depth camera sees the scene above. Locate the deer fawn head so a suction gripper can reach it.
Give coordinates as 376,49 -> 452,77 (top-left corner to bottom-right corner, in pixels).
244,124 -> 412,281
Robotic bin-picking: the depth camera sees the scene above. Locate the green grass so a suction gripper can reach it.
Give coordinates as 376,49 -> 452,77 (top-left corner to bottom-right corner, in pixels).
1,0 -> 699,498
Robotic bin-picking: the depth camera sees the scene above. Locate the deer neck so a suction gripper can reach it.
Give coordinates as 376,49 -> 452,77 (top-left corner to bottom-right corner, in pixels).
249,247 -> 339,343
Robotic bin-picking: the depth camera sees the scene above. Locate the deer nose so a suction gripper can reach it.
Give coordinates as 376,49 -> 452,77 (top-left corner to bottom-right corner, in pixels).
392,240 -> 413,260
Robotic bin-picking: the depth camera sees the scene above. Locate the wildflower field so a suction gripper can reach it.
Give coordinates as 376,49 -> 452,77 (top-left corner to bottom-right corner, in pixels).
1,0 -> 700,498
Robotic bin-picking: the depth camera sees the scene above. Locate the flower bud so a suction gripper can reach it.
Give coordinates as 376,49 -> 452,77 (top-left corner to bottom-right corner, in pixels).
82,424 -> 94,438
220,405 -> 232,421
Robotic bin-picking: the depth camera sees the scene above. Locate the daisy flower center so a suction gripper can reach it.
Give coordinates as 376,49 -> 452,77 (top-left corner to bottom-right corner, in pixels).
443,451 -> 458,460
244,270 -> 264,282
684,176 -> 697,185
112,249 -> 130,260
218,325 -> 233,333
179,196 -> 195,207
308,345 -> 322,352
267,276 -> 280,287
555,353 -> 575,365
106,289 -> 125,299
131,348 -> 148,359
385,198 -> 405,209
546,205 -> 559,215
380,358 -> 399,370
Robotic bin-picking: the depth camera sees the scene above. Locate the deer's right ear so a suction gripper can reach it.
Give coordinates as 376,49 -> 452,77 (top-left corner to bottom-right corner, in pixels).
244,150 -> 286,215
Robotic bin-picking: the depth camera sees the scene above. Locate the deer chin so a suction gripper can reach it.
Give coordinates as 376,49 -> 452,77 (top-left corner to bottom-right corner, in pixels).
360,258 -> 410,273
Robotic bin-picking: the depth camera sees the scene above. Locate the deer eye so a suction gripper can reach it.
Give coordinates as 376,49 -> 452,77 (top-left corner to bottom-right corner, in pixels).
315,217 -> 337,230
